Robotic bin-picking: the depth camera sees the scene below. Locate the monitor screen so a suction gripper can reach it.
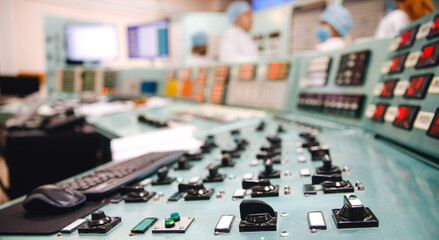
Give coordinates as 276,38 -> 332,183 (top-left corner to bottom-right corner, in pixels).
128,20 -> 169,58
65,24 -> 118,62
0,76 -> 40,97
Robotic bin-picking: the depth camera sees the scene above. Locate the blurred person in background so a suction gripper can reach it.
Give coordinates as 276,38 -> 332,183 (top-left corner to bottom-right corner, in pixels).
315,4 -> 353,51
187,31 -> 213,65
219,1 -> 258,62
375,0 -> 436,37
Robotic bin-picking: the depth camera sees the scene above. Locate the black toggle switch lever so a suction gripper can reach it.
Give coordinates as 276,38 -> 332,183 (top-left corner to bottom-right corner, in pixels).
256,121 -> 265,131
78,210 -> 121,234
242,179 -> 279,197
152,166 -> 175,185
178,183 -> 214,200
121,184 -> 156,202
315,154 -> 341,175
203,164 -> 225,182
258,159 -> 280,179
175,157 -> 193,170
239,199 -> 277,232
310,146 -> 330,161
218,154 -> 236,167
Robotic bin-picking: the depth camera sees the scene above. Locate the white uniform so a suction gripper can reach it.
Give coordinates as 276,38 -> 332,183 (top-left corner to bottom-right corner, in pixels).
219,26 -> 259,62
186,54 -> 213,66
375,9 -> 410,38
314,37 -> 346,52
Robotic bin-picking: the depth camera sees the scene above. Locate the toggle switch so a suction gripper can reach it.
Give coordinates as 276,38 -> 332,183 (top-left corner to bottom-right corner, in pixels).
203,164 -> 225,182
152,166 -> 175,185
78,210 -> 121,234
310,146 -> 330,161
178,183 -> 214,200
277,125 -> 286,133
242,179 -> 279,197
239,199 -> 277,232
256,121 -> 265,131
315,154 -> 341,175
121,185 -> 156,203
218,154 -> 236,167
332,194 -> 378,228
175,157 -> 192,170
266,136 -> 282,145
258,159 -> 280,179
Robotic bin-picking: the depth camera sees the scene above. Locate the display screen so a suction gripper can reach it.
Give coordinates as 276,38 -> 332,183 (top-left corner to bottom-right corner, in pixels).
404,74 -> 434,99
372,104 -> 389,123
65,24 -> 118,62
128,20 -> 169,58
398,26 -> 419,50
427,108 -> 439,139
393,105 -> 420,130
389,53 -> 408,74
238,64 -> 256,81
415,41 -> 439,68
266,62 -> 290,80
380,79 -> 398,98
428,14 -> 439,39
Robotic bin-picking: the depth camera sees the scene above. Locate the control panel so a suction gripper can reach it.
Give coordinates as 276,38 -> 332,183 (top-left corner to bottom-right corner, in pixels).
226,61 -> 292,110
208,65 -> 229,105
54,69 -> 117,96
365,11 -> 439,159
290,38 -> 391,128
1,115 -> 437,239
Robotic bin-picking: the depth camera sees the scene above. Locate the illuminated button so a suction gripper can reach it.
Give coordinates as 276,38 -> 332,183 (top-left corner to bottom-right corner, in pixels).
171,212 -> 180,222
165,218 -> 175,228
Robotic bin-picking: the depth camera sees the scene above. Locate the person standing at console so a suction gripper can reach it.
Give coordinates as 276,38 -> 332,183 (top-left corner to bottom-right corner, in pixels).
219,1 -> 259,62
375,0 -> 436,38
315,4 -> 353,52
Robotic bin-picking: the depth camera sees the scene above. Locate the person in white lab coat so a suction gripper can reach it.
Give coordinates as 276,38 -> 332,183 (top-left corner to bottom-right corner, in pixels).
186,31 -> 213,65
315,5 -> 353,52
375,0 -> 435,38
219,1 -> 258,62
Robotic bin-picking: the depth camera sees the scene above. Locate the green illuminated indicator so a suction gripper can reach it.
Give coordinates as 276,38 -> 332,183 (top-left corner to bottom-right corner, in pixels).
165,217 -> 175,228
131,217 -> 158,234
176,177 -> 184,182
171,212 -> 180,222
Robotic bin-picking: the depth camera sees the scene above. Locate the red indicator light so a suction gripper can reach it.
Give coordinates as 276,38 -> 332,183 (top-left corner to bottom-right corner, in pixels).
397,106 -> 407,119
400,31 -> 410,45
423,46 -> 434,58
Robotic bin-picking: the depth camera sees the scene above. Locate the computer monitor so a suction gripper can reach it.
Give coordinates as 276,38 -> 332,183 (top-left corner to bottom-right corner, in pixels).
128,20 -> 169,58
65,24 -> 118,62
0,76 -> 40,97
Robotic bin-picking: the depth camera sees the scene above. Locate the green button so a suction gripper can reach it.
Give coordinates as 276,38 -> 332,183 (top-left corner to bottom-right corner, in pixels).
171,212 -> 180,222
165,218 -> 175,228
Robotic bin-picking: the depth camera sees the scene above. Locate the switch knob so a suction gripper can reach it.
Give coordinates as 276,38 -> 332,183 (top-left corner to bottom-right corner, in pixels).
89,210 -> 111,226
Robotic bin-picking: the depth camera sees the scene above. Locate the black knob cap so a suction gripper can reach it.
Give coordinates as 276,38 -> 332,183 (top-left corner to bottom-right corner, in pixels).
221,155 -> 233,166
178,158 -> 189,168
89,210 -> 111,226
242,179 -> 271,189
240,199 -> 276,221
266,136 -> 281,145
311,173 -> 343,184
264,159 -> 273,173
256,121 -> 265,131
178,183 -> 206,194
277,125 -> 285,133
157,166 -> 169,180
208,164 -> 219,176
231,129 -> 240,135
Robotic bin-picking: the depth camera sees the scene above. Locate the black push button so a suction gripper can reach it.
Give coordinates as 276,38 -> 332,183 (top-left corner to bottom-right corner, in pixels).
239,200 -> 277,232
332,194 -> 378,228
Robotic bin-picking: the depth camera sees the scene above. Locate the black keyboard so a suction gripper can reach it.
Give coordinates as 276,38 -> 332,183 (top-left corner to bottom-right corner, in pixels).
59,151 -> 184,198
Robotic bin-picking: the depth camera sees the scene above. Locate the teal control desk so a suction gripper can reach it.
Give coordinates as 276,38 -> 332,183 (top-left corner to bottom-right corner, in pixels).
1,11 -> 439,240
